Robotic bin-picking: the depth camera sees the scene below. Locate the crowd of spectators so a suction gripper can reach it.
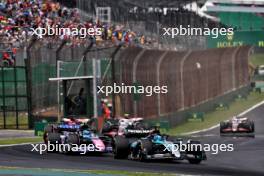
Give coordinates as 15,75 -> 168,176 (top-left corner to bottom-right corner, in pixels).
0,0 -> 148,49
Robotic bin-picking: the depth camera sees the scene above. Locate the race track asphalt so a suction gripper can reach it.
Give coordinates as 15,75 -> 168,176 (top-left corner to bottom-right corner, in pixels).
0,104 -> 264,176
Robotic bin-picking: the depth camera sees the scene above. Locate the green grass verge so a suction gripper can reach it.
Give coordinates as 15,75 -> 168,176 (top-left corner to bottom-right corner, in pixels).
250,54 -> 264,66
0,167 -> 178,176
0,137 -> 42,145
168,92 -> 264,135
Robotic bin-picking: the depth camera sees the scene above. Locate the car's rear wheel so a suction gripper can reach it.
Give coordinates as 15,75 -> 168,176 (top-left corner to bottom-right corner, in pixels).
65,134 -> 80,154
250,122 -> 255,133
187,140 -> 203,164
46,132 -> 61,153
47,132 -> 61,144
43,125 -> 54,144
114,136 -> 129,159
220,122 -> 227,134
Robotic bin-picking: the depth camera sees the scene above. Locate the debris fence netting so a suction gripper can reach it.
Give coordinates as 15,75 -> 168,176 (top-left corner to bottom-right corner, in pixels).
116,46 -> 251,119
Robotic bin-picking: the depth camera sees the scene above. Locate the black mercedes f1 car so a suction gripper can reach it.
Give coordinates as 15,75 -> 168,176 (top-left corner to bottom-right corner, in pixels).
113,134 -> 206,164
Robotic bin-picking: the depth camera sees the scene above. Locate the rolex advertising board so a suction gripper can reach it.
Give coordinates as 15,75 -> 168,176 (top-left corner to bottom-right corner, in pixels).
207,31 -> 264,48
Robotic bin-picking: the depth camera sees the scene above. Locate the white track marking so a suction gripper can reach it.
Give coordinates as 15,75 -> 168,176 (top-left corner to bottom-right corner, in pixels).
0,143 -> 36,148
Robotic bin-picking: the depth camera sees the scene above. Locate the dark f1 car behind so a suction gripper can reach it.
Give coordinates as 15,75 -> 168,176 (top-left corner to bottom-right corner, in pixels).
220,116 -> 255,137
113,134 -> 207,164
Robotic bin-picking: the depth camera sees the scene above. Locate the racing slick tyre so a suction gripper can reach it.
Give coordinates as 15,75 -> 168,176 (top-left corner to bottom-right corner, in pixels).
250,122 -> 255,133
220,122 -> 227,134
47,132 -> 61,144
139,139 -> 152,162
46,132 -> 61,153
187,140 -> 204,164
113,136 -> 129,159
248,122 -> 255,137
65,134 -> 80,154
43,125 -> 55,144
188,158 -> 202,164
44,125 -> 53,133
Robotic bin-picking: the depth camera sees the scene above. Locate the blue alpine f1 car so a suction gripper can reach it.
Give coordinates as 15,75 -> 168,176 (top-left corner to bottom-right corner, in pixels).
43,118 -> 112,154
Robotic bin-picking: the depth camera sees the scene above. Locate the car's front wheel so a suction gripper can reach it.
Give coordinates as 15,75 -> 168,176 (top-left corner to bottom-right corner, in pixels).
139,139 -> 152,162
188,158 -> 202,164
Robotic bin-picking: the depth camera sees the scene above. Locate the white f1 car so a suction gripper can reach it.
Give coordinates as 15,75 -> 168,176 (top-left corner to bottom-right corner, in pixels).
220,116 -> 255,137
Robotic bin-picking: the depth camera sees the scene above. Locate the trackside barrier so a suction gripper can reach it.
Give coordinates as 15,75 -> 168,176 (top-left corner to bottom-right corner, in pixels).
164,86 -> 251,126
187,112 -> 204,122
234,94 -> 247,101
254,82 -> 264,92
116,46 -> 252,126
214,103 -> 229,111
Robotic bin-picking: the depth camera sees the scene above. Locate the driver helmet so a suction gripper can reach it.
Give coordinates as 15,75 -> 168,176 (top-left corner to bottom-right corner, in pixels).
153,135 -> 163,142
83,130 -> 91,137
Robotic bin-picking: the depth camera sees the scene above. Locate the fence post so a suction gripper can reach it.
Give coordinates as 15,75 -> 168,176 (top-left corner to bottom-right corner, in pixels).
14,66 -> 18,129
83,41 -> 94,75
132,49 -> 145,116
1,67 -> 6,128
180,50 -> 191,110
110,44 -> 123,118
82,41 -> 94,117
55,40 -> 67,122
231,47 -> 240,90
25,37 -> 37,129
156,51 -> 168,117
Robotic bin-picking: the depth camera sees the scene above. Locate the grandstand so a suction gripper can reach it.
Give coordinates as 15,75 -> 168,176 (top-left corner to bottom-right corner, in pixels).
201,0 -> 264,48
76,0 -> 222,50
203,0 -> 264,31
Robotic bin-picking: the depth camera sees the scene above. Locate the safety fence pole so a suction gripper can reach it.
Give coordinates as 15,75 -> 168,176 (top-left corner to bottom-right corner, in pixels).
111,44 -> 123,118
25,36 -> 37,129
55,40 -> 67,122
